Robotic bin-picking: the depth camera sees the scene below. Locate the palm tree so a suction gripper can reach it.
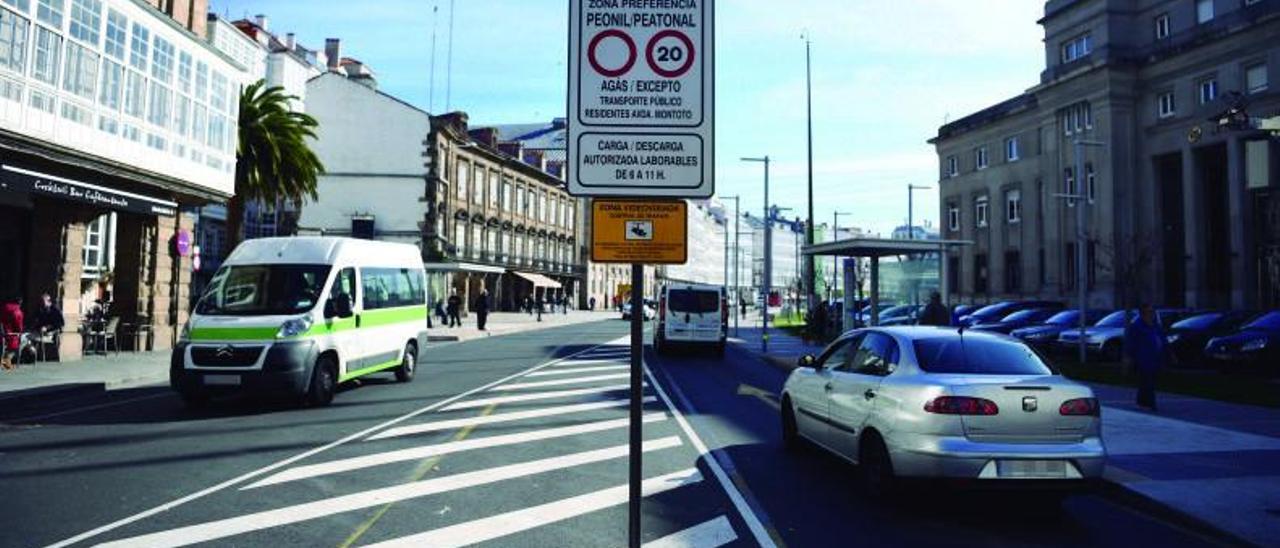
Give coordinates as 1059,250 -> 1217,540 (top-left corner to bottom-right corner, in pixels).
227,80 -> 325,252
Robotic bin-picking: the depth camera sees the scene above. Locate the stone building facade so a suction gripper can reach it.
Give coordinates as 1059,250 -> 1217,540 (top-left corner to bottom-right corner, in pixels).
931,0 -> 1279,309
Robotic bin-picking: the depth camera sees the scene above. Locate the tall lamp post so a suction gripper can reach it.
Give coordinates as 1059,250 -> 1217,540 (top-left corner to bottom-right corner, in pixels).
832,211 -> 851,300
722,195 -> 742,335
802,34 -> 816,314
741,156 -> 771,352
907,184 -> 931,240
1053,139 -> 1105,364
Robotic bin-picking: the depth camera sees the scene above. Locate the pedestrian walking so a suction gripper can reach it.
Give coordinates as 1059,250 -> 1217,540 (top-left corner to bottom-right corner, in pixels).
434,299 -> 447,325
446,290 -> 462,328
589,296 -> 597,311
536,295 -> 544,322
524,295 -> 534,316
474,289 -> 491,331
2,296 -> 25,369
561,294 -> 568,314
918,292 -> 951,326
1125,303 -> 1167,411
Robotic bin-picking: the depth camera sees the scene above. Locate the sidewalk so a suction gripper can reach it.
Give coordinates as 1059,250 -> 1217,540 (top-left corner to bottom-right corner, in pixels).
727,323 -> 1280,547
0,310 -> 617,417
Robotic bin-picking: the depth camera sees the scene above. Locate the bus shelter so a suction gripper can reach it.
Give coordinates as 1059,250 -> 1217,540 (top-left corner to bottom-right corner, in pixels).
802,237 -> 972,328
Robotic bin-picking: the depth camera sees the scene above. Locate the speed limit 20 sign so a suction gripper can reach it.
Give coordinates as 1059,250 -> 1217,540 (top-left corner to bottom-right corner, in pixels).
568,0 -> 714,198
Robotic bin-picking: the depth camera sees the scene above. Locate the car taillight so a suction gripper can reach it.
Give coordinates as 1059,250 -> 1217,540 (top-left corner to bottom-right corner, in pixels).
1059,398 -> 1100,416
924,396 -> 999,415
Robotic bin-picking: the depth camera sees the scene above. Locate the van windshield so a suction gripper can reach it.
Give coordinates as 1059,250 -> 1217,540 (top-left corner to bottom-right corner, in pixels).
196,264 -> 331,316
668,289 -> 719,313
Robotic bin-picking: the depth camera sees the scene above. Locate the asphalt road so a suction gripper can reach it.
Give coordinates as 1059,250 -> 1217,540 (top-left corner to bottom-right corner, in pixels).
0,319 -> 1223,548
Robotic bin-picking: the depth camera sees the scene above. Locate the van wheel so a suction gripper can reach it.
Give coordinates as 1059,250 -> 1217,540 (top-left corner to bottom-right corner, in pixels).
305,355 -> 337,407
396,342 -> 417,383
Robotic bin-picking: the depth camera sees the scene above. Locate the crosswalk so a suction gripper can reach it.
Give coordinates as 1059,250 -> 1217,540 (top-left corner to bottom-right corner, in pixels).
85,339 -> 771,547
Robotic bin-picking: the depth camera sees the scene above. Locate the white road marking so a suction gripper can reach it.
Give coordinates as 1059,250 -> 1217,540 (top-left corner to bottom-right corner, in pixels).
549,358 -> 629,367
368,397 -> 657,441
245,414 -> 668,489
362,469 -> 705,548
45,340 -> 624,548
442,383 -> 634,411
644,365 -> 779,548
642,516 -> 738,548
496,373 -> 632,391
526,364 -> 631,376
94,438 -> 685,548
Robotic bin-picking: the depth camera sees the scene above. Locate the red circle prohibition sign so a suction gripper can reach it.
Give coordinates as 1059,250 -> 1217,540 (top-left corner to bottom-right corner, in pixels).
646,29 -> 696,78
587,29 -> 637,78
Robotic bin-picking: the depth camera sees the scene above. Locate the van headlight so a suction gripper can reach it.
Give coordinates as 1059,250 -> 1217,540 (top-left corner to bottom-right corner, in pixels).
1242,338 -> 1269,352
179,321 -> 191,342
277,316 -> 314,339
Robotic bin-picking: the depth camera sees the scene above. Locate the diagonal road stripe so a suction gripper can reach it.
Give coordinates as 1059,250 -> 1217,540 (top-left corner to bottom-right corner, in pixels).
361,469 -> 705,548
245,414 -> 669,489
526,364 -> 632,376
549,358 -> 629,367
441,383 -> 634,411
368,397 -> 657,441
496,373 -> 632,391
94,438 -> 684,548
642,516 -> 738,548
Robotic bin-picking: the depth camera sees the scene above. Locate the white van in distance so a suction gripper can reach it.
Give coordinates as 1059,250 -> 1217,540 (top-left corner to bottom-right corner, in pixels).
653,284 -> 728,357
171,237 -> 429,407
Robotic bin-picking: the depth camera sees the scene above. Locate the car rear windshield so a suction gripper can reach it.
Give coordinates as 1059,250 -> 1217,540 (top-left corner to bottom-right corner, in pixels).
913,336 -> 1054,375
1171,313 -> 1224,330
971,303 -> 1013,319
1095,311 -> 1129,328
668,289 -> 719,313
1244,311 -> 1280,330
1001,309 -> 1045,322
1044,310 -> 1079,326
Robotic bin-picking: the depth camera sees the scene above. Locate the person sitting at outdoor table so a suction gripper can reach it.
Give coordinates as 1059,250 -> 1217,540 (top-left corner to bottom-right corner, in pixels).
34,292 -> 64,335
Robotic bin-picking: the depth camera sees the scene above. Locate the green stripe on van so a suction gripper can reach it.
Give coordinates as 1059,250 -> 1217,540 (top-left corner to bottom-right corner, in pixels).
188,306 -> 424,342
361,306 -> 428,328
339,358 -> 402,383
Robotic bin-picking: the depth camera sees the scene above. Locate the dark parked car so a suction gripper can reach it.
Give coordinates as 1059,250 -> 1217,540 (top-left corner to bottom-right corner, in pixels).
1059,308 -> 1190,361
969,307 -> 1062,334
1010,309 -> 1108,348
1166,311 -> 1259,366
1204,311 -> 1280,374
960,301 -> 1063,328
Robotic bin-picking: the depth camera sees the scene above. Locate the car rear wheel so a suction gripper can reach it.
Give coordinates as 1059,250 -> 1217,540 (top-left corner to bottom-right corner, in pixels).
859,433 -> 896,499
395,342 -> 417,383
780,397 -> 801,451
305,355 -> 337,407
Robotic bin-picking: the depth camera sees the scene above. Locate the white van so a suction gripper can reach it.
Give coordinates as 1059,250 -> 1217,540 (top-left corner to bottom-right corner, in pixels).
171,237 -> 428,407
652,284 -> 728,357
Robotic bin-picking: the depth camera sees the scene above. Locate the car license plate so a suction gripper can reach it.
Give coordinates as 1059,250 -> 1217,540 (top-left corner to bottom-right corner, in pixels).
203,374 -> 241,386
997,460 -> 1067,479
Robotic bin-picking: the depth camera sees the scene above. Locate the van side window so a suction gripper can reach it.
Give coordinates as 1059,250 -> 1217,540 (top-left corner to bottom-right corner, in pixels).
330,268 -> 356,302
360,268 -> 427,309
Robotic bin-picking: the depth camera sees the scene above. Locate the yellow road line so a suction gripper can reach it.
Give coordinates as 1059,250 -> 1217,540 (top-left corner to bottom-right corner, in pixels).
338,404 -> 498,548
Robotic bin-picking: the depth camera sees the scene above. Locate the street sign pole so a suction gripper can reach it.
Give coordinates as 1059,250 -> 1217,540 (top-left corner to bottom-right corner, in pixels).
628,263 -> 643,548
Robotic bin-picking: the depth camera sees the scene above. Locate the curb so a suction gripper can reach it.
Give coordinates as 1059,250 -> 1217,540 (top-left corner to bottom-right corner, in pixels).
0,383 -> 107,420
1097,477 -> 1257,547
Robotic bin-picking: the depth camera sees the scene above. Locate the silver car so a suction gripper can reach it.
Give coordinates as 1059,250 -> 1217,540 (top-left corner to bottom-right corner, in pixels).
780,327 -> 1105,495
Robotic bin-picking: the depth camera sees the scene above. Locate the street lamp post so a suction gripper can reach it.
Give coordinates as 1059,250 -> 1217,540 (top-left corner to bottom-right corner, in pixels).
1054,139 -> 1105,365
722,195 -> 742,336
803,34 -> 816,315
742,157 -> 771,352
907,184 -> 931,240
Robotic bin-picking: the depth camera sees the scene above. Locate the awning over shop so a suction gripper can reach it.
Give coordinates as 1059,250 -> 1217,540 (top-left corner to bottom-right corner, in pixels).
0,164 -> 177,217
513,271 -> 562,289
423,262 -> 507,274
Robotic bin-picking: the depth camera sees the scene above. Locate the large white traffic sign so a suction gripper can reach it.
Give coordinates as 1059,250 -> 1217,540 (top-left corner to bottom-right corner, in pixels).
568,0 -> 714,198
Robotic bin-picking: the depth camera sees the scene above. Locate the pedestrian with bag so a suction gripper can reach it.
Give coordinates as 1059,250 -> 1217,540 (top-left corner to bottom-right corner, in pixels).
1125,303 -> 1167,412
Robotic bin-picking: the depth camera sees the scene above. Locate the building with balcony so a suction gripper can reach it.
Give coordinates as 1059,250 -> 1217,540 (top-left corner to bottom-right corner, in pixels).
0,0 -> 248,358
931,0 -> 1280,309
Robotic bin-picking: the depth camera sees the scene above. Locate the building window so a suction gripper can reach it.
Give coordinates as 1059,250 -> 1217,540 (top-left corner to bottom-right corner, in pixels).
1064,243 -> 1077,290
975,196 -> 989,228
97,58 -> 121,109
1086,163 -> 1097,203
60,41 -> 96,98
0,7 -> 29,75
128,23 -> 148,71
1064,167 -> 1077,207
147,80 -> 169,129
1246,63 -> 1268,94
1004,251 -> 1021,294
452,222 -> 466,257
1154,13 -> 1170,39
471,167 -> 483,205
194,60 -> 207,102
31,25 -> 60,85
488,173 -> 499,208
946,155 -> 957,177
947,205 -> 959,232
975,147 -> 988,170
151,36 -> 173,84
1006,190 -> 1022,223
68,0 -> 100,45
35,0 -> 62,27
1198,78 -> 1217,104
1157,91 -> 1175,119
1060,33 -> 1091,63
82,213 -> 109,274
1005,137 -> 1019,162
502,179 -> 512,210
974,254 -> 988,294
470,223 -> 481,259
455,161 -> 469,200
1196,0 -> 1214,24
1061,102 -> 1092,135
103,8 -> 124,59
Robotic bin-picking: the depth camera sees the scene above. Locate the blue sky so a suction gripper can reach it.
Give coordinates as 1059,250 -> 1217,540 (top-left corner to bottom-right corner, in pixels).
210,0 -> 1046,236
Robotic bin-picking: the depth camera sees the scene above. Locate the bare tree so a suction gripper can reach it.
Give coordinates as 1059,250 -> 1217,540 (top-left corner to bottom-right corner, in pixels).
1097,230 -> 1161,309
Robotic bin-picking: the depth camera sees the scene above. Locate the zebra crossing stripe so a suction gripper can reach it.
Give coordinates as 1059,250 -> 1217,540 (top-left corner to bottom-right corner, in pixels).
245,414 -> 669,489
441,383 -> 634,411
526,364 -> 631,376
642,516 -> 738,548
496,373 -> 632,391
94,438 -> 685,548
361,468 -> 705,548
368,397 -> 657,441
549,358 -> 629,367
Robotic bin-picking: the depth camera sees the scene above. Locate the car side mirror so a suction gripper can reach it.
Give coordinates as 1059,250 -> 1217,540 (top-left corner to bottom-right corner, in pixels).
327,293 -> 354,319
798,354 -> 817,369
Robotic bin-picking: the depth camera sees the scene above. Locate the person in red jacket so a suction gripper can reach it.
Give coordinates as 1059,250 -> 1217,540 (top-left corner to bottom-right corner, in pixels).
1,296 -> 24,366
